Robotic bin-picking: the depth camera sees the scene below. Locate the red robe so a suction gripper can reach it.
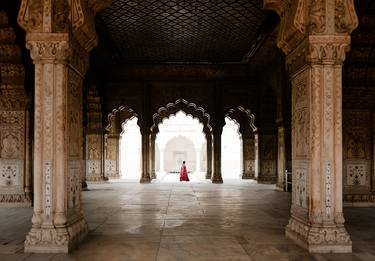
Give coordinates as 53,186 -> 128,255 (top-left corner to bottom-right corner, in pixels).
180,164 -> 190,181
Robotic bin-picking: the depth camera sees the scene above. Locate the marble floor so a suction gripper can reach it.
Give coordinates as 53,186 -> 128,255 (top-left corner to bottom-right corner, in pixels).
1,179 -> 375,260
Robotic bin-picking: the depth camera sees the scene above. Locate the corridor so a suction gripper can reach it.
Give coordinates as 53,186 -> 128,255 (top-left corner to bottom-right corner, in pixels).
1,181 -> 375,260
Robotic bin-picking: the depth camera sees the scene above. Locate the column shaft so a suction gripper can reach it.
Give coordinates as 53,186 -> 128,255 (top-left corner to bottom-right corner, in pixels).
242,135 -> 255,179
212,131 -> 223,183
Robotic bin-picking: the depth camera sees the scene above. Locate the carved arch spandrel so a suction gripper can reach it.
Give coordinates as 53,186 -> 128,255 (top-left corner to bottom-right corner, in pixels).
106,105 -> 139,135
226,106 -> 257,136
151,99 -> 212,135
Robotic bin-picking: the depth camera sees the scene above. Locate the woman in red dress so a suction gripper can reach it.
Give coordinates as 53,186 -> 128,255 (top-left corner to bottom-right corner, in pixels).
179,161 -> 190,182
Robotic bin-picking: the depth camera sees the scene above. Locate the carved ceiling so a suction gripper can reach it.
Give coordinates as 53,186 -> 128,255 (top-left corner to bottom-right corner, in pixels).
98,0 -> 277,64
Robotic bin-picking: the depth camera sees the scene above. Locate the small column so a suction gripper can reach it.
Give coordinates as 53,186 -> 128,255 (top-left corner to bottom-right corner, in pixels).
211,129 -> 223,183
276,125 -> 286,190
140,129 -> 151,183
150,133 -> 156,179
206,133 -> 212,179
242,133 -> 255,179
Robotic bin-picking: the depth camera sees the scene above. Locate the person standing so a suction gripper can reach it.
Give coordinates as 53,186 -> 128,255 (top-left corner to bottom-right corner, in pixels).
180,161 -> 190,182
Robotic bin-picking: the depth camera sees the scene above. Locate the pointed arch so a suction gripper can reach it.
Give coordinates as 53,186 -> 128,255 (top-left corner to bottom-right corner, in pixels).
151,99 -> 212,134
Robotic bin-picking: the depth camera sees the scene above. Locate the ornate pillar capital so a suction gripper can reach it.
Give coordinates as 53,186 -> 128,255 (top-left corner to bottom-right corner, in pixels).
25,34 -> 70,63
286,35 -> 351,74
264,0 -> 358,56
18,0 -> 111,53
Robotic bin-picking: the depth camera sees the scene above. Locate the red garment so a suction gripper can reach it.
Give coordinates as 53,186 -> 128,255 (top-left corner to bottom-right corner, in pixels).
180,164 -> 190,181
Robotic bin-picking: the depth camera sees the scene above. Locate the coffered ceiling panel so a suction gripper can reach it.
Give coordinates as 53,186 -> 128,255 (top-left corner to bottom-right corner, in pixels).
98,0 -> 270,63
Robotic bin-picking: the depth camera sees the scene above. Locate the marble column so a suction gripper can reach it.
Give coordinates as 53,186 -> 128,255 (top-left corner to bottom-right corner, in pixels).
276,126 -> 286,190
85,86 -> 107,182
206,133 -> 213,179
105,134 -> 120,179
242,134 -> 255,179
257,130 -> 277,184
150,133 -> 156,179
21,36 -> 89,253
264,0 -> 359,252
140,129 -> 151,183
212,129 -> 223,183
17,0 -> 112,253
0,11 -> 31,207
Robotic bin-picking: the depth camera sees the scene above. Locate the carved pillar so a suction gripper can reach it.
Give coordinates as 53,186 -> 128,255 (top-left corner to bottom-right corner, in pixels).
150,133 -> 156,179
18,0 -> 111,253
373,112 -> 375,195
140,129 -> 151,183
242,133 -> 256,179
86,85 -> 107,181
264,0 -> 358,253
212,128 -> 223,183
105,134 -> 120,179
277,125 -> 286,190
206,133 -> 212,179
0,11 -> 31,207
257,130 -> 277,184
22,37 -> 89,253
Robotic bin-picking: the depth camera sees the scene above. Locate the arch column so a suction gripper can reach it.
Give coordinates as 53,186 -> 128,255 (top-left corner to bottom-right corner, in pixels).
86,85 -> 107,182
140,129 -> 151,183
265,0 -> 358,253
105,134 -> 120,179
150,133 -> 156,179
242,133 -> 255,179
206,133 -> 213,179
257,129 -> 277,183
211,128 -> 223,183
276,125 -> 286,190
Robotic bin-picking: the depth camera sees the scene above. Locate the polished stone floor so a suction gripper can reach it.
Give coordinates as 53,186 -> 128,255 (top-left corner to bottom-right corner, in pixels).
1,178 -> 375,260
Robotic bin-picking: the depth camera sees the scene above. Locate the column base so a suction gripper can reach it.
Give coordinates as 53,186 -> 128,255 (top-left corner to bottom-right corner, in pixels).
151,171 -> 156,179
242,173 -> 254,179
205,172 -> 212,179
0,193 -> 32,207
211,175 -> 223,184
24,216 -> 88,253
140,176 -> 151,183
276,182 -> 285,191
285,216 -> 352,253
257,176 -> 277,184
86,176 -> 109,182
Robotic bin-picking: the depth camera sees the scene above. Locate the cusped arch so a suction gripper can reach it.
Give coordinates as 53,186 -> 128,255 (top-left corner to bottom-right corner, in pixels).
226,106 -> 257,135
151,99 -> 212,134
106,105 -> 139,134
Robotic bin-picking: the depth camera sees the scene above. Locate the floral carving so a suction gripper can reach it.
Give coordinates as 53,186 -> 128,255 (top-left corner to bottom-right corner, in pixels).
335,0 -> 359,34
308,0 -> 326,33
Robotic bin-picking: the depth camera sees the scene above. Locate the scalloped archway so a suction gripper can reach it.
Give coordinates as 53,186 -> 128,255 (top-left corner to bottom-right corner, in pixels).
151,99 -> 212,135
